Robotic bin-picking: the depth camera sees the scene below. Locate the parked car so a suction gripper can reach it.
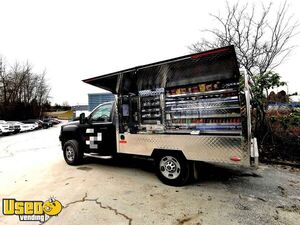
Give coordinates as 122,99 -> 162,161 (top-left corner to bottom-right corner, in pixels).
21,121 -> 38,131
25,119 -> 43,129
20,122 -> 33,132
50,118 -> 61,125
0,120 -> 14,135
43,118 -> 53,127
7,121 -> 21,134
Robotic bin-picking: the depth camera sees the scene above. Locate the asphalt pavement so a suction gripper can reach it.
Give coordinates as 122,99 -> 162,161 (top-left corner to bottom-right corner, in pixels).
0,123 -> 299,225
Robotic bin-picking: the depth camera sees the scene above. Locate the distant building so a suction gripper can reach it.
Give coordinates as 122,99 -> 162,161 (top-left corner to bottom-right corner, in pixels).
88,93 -> 115,111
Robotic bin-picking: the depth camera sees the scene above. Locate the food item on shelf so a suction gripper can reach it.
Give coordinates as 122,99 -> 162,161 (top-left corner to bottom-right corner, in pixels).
176,88 -> 181,95
213,81 -> 221,90
180,88 -> 187,94
191,86 -> 199,93
235,118 -> 241,123
205,84 -> 212,91
187,87 -> 192,93
199,84 -> 206,92
166,113 -> 171,120
170,89 -> 176,95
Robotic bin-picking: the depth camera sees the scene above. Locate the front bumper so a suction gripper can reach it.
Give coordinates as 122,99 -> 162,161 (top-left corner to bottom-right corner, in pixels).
2,128 -> 13,133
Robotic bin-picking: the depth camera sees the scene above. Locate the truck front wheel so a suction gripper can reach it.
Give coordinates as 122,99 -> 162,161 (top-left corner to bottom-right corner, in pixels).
63,140 -> 83,165
155,153 -> 190,186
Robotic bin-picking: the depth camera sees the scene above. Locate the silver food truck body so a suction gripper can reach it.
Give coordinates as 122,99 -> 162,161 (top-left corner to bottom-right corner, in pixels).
60,45 -> 258,186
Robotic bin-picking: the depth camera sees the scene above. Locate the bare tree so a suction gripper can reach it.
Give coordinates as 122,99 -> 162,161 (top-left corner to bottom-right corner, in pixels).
189,1 -> 298,77
0,59 -> 51,120
0,57 -> 8,104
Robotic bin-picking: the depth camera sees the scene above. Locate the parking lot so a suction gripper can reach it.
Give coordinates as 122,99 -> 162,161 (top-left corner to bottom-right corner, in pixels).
0,122 -> 300,225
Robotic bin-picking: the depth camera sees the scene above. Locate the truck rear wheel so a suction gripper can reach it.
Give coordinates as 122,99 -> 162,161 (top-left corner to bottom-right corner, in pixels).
63,140 -> 83,165
155,153 -> 190,186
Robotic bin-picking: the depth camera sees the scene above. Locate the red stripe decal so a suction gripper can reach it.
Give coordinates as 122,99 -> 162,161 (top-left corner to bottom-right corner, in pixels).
230,156 -> 241,162
119,140 -> 127,144
191,48 -> 229,59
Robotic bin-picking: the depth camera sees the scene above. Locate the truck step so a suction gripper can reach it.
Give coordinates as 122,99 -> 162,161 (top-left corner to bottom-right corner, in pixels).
84,153 -> 113,159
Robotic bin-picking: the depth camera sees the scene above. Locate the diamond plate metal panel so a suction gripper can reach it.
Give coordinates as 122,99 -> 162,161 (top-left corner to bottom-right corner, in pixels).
119,134 -> 249,166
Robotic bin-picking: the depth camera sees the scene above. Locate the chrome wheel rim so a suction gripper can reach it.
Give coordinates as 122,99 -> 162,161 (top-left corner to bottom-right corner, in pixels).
66,146 -> 75,161
159,156 -> 181,179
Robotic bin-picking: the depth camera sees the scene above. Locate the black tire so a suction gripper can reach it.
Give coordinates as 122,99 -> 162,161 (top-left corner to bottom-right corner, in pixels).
155,153 -> 190,186
63,140 -> 83,165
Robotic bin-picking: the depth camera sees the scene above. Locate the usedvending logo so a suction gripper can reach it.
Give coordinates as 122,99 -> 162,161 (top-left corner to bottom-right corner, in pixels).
2,197 -> 62,222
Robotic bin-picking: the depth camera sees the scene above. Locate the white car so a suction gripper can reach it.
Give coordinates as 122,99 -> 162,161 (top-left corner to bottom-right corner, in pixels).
10,121 -> 32,132
21,121 -> 38,131
7,121 -> 21,133
0,120 -> 14,135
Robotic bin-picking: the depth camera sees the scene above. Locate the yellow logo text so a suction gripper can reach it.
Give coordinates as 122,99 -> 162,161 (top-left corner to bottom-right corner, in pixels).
2,197 -> 62,222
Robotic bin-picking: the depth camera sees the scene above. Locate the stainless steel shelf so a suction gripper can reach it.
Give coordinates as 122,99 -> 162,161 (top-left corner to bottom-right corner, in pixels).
166,88 -> 238,98
171,113 -> 241,119
171,123 -> 241,126
165,96 -> 239,105
142,116 -> 161,119
166,105 -> 240,111
200,130 -> 242,134
141,108 -> 160,113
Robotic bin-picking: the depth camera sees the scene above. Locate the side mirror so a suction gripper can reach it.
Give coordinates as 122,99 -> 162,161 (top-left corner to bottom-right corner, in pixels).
79,113 -> 86,124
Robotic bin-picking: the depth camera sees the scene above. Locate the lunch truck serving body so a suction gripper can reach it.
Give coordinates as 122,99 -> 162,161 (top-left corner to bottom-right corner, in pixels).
59,46 -> 258,186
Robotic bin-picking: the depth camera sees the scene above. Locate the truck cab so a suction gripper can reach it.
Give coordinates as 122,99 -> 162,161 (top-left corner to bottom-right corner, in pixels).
59,101 -> 117,163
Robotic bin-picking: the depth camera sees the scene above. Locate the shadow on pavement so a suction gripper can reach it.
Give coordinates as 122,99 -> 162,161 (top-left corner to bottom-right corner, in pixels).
81,155 -> 261,185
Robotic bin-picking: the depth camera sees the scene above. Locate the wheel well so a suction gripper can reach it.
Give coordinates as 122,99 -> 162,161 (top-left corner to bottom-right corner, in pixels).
61,132 -> 81,147
151,149 -> 187,161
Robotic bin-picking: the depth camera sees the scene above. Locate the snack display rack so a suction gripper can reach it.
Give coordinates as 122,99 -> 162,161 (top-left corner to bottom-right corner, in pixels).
139,88 -> 164,126
164,81 -> 242,135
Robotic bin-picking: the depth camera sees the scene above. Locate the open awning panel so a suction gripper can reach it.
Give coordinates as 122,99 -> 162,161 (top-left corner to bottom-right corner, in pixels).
82,45 -> 240,94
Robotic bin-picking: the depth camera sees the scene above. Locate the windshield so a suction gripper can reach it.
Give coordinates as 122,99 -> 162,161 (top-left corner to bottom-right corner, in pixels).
89,102 -> 113,122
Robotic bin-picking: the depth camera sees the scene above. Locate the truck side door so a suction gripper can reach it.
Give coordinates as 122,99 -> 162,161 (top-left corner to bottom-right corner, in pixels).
85,102 -> 117,155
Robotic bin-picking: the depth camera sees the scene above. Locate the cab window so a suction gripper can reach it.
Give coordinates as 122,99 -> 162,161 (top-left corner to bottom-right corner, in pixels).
89,103 -> 113,122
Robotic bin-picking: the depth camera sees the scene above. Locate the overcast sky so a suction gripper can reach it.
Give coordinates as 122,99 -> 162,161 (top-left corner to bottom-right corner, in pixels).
0,0 -> 299,105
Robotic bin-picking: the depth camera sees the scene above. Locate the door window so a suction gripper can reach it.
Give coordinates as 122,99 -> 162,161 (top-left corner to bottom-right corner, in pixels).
89,103 -> 113,122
